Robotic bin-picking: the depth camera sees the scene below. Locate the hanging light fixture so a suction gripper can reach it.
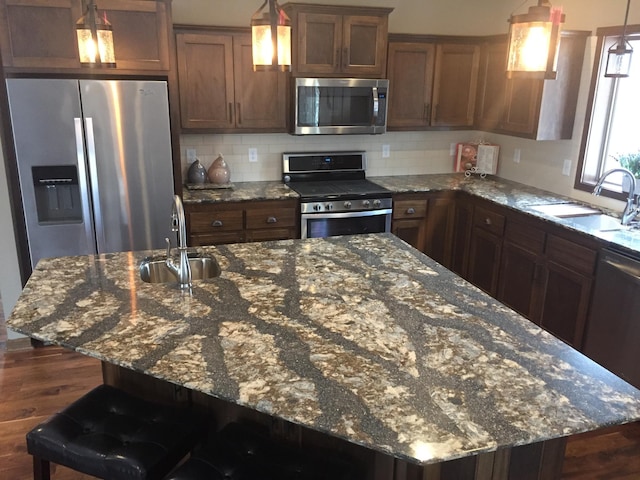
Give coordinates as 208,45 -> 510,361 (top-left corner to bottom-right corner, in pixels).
76,0 -> 116,68
605,0 -> 633,78
251,0 -> 291,72
506,0 -> 564,79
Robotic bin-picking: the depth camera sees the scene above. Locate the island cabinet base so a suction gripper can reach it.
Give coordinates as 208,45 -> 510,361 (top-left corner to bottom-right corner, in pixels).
102,363 -> 567,480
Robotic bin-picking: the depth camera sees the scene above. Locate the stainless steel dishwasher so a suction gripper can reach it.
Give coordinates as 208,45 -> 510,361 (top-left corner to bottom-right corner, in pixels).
582,248 -> 640,389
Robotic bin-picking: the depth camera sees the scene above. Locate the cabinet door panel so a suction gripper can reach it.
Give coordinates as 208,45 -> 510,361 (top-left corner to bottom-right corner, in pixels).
176,33 -> 235,129
297,12 -> 341,75
342,14 -> 387,76
392,219 -> 426,251
501,78 -> 541,135
540,262 -> 592,348
233,35 -> 287,130
424,196 -> 453,267
432,43 -> 479,127
498,242 -> 541,319
468,228 -> 502,296
450,199 -> 473,277
387,42 -> 434,129
475,41 -> 507,131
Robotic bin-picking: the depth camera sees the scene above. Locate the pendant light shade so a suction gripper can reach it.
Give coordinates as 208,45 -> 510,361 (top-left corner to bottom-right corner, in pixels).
76,0 -> 116,68
251,0 -> 291,72
506,0 -> 564,79
605,0 -> 633,78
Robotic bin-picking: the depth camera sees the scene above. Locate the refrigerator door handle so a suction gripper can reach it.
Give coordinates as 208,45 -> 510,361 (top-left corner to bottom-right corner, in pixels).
74,117 -> 96,251
84,117 -> 106,251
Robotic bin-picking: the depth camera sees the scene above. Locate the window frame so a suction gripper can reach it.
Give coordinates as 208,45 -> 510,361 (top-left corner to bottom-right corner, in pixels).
574,24 -> 640,201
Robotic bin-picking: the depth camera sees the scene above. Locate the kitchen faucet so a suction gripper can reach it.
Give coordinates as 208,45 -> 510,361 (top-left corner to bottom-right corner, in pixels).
592,167 -> 640,225
165,194 -> 192,289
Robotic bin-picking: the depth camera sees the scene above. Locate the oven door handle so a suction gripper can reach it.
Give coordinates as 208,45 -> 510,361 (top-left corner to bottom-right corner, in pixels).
301,209 -> 391,220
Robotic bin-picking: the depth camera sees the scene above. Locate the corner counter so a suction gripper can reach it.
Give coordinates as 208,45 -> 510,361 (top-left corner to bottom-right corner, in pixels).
8,234 -> 640,477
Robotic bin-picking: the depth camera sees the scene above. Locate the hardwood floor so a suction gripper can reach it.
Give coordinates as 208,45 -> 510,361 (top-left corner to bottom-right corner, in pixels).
0,342 -> 639,479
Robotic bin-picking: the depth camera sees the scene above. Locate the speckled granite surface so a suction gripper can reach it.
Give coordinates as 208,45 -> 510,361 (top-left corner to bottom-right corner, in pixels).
183,180 -> 297,203
8,234 -> 640,465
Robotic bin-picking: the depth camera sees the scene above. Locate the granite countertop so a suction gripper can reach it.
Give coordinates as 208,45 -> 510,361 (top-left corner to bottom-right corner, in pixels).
183,180 -> 298,203
8,234 -> 640,465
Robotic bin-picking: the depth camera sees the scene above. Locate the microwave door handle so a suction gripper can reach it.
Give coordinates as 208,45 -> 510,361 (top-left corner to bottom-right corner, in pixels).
372,87 -> 379,125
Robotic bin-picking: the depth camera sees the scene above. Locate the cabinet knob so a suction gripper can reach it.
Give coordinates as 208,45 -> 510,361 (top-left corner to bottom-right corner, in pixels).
212,220 -> 223,227
407,207 -> 416,215
485,217 -> 492,226
267,216 -> 277,224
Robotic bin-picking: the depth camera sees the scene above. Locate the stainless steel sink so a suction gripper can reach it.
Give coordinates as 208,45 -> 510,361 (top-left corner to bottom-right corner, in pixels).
564,214 -> 626,232
140,255 -> 221,284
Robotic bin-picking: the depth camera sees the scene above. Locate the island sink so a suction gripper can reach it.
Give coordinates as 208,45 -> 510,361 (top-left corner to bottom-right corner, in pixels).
139,255 -> 220,284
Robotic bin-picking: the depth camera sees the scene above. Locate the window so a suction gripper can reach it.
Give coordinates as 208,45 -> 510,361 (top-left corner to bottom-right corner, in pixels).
576,26 -> 640,199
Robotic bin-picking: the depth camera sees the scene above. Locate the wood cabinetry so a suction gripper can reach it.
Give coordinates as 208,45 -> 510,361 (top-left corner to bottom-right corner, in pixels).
392,195 -> 428,251
185,199 -> 298,246
387,36 -> 479,129
175,27 -> 287,132
475,31 -> 588,139
467,203 -> 505,297
0,0 -> 171,73
284,4 -> 392,78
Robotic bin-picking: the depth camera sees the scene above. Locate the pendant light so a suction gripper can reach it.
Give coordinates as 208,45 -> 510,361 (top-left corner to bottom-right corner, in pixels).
605,0 -> 633,78
251,0 -> 291,72
506,0 -> 564,79
76,0 -> 116,68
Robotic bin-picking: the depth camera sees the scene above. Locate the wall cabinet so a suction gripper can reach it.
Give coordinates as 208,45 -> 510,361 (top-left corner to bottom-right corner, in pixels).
475,31 -> 588,139
284,4 -> 392,78
387,36 -> 479,129
175,27 -> 288,132
0,0 -> 171,73
185,199 -> 298,246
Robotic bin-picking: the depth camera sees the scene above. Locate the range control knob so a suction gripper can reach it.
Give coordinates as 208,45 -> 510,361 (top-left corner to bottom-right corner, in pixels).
313,203 -> 323,212
362,199 -> 371,208
344,201 -> 352,209
325,203 -> 334,211
373,199 -> 382,208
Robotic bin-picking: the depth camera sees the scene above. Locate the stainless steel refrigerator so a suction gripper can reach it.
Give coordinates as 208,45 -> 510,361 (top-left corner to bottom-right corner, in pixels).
6,78 -> 175,269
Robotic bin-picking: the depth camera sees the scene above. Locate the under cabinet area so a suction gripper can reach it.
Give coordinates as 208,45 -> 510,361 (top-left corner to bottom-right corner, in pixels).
185,199 -> 299,246
284,3 -> 392,78
175,27 -> 288,132
0,0 -> 171,73
387,36 -> 479,129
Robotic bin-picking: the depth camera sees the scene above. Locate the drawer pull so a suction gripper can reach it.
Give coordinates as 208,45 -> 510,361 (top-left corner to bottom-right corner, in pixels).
406,207 -> 416,215
485,217 -> 492,226
267,216 -> 277,224
211,220 -> 223,227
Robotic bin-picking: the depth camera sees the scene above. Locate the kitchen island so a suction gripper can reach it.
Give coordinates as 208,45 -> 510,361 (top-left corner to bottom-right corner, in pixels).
8,233 -> 640,479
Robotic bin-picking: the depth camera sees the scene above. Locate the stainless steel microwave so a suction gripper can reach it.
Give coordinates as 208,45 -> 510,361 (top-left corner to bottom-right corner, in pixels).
292,77 -> 388,135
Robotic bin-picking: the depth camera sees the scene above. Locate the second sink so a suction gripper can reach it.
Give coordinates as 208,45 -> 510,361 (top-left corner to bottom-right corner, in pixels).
564,214 -> 626,232
140,255 -> 221,284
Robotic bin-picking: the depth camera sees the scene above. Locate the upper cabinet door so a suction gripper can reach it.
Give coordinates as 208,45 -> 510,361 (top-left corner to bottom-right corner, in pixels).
176,32 -> 235,130
431,43 -> 480,127
475,40 -> 507,132
287,4 -> 392,78
0,0 -> 171,73
387,42 -> 435,129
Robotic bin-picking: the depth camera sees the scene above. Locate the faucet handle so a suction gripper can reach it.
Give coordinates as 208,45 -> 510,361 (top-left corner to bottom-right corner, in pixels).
165,237 -> 172,259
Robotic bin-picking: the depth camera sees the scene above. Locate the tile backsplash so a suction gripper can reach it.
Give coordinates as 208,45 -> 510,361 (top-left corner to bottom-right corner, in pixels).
180,130 -> 482,183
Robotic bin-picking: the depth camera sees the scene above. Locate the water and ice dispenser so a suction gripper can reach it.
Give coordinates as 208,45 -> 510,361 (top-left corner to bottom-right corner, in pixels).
32,166 -> 83,224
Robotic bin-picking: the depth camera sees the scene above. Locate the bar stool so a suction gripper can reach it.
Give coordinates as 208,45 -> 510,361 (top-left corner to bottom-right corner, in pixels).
26,384 -> 208,480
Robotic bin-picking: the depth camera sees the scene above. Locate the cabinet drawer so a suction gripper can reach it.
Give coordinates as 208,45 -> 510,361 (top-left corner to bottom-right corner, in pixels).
246,207 -> 297,230
190,232 -> 244,246
473,206 -> 505,236
393,200 -> 427,219
190,210 -> 244,233
546,234 -> 597,275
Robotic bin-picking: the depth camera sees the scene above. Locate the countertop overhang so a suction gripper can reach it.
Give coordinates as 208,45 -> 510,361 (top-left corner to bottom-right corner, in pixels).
7,233 -> 640,465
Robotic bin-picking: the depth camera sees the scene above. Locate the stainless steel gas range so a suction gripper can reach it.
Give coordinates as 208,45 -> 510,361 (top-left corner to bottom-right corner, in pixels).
282,151 -> 392,239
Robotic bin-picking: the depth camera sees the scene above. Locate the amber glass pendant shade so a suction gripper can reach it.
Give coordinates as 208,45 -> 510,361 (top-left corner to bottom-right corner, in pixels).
251,0 -> 291,72
506,0 -> 564,79
76,0 -> 116,68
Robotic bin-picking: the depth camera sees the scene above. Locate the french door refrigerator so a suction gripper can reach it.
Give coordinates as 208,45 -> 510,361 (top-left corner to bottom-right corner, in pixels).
6,78 -> 175,269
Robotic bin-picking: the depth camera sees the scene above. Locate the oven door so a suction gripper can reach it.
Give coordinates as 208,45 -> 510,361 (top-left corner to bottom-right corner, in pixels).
301,209 -> 392,239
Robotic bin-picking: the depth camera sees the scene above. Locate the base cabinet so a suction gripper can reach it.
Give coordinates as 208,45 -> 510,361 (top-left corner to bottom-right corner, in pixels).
185,199 -> 298,246
391,195 -> 428,251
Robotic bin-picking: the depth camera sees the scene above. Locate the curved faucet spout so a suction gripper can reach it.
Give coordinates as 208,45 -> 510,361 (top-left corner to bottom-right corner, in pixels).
165,195 -> 192,289
592,167 -> 639,225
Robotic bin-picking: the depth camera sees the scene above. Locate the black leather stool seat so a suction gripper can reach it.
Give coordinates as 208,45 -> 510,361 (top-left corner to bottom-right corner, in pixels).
26,384 -> 207,480
166,422 -> 361,480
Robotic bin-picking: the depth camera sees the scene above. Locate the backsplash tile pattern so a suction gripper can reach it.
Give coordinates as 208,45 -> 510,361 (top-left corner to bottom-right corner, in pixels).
180,131 -> 481,183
